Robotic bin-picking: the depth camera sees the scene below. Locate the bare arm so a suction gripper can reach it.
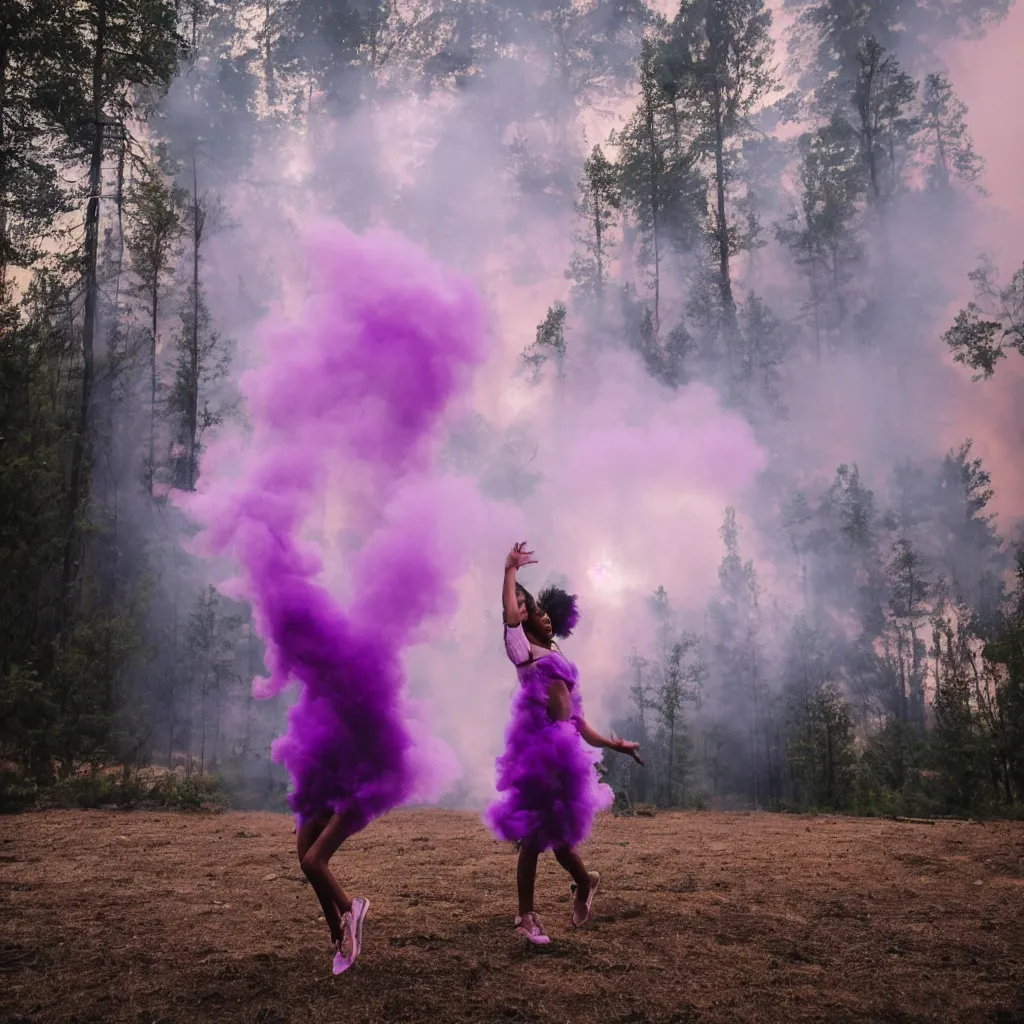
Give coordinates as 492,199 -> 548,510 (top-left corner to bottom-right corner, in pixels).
577,718 -> 645,765
544,680 -> 645,765
502,541 -> 536,626
503,566 -> 523,626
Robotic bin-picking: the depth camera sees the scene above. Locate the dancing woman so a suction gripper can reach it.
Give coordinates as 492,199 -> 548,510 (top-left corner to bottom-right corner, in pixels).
485,542 -> 644,944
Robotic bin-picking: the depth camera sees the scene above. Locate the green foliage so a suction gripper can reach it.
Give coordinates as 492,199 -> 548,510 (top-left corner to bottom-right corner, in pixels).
567,145 -> 621,310
852,37 -> 918,205
1,0 -> 1022,828
784,0 -> 1010,115
149,771 -> 228,810
30,769 -> 228,811
918,73 -> 985,192
944,259 -> 1024,380
776,114 -> 865,353
520,302 -> 568,383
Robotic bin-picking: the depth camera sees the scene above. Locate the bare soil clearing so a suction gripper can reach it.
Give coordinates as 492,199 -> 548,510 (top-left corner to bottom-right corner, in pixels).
1,809 -> 1023,1024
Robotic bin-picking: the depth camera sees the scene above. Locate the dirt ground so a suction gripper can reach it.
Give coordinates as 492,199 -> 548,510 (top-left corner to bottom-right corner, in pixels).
1,809 -> 1023,1024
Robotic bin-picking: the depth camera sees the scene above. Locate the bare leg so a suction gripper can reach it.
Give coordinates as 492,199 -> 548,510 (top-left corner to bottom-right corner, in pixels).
555,844 -> 600,926
516,841 -> 540,918
553,844 -> 591,897
298,815 -> 354,943
298,819 -> 343,941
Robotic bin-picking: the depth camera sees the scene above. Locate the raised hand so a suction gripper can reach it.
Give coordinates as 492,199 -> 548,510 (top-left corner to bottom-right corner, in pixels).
505,541 -> 538,572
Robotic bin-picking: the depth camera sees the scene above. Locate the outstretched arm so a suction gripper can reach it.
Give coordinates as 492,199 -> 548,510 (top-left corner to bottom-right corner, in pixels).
502,541 -> 536,626
541,676 -> 645,766
576,719 -> 644,765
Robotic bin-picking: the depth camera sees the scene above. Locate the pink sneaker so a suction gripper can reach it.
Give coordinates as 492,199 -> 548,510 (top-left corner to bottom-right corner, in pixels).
332,943 -> 349,976
571,872 -> 600,927
333,897 -> 370,973
514,912 -> 551,945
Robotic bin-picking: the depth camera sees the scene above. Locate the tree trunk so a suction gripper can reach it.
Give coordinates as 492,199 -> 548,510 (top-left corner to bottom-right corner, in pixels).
200,678 -> 206,774
712,79 -> 736,373
188,151 -> 201,490
264,0 -> 276,106
185,675 -> 193,778
62,0 -> 107,635
866,126 -> 880,202
667,717 -> 675,806
0,24 -> 9,293
825,720 -> 834,806
212,682 -> 221,772
934,122 -> 949,189
150,276 -> 158,493
643,91 -> 660,329
809,254 -> 822,362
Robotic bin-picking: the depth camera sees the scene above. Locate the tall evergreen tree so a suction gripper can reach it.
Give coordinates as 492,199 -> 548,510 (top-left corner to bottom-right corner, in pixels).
918,73 -> 984,192
707,507 -> 770,804
0,1 -> 82,286
851,37 -> 917,207
616,37 -> 704,329
784,0 -> 1010,115
661,0 -> 778,364
567,145 -> 621,312
60,0 -> 181,632
776,114 -> 865,357
126,160 -> 185,493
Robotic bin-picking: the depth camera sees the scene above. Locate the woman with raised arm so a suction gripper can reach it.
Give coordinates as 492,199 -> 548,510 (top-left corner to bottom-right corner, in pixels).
485,541 -> 644,945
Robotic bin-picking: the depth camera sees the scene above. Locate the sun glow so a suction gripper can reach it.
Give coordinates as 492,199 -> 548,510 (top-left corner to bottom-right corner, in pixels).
587,557 -> 631,602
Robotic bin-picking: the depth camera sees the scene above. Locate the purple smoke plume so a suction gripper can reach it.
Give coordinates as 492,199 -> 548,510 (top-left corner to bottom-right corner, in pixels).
189,224 -> 486,829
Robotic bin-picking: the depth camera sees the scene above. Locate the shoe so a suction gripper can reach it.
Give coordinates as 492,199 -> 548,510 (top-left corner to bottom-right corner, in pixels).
332,942 -> 349,975
334,897 -> 370,973
571,872 -> 600,927
514,911 -> 551,945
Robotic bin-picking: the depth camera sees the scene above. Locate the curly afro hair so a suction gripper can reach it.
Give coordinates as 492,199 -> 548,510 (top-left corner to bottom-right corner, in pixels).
537,585 -> 580,639
512,582 -> 580,639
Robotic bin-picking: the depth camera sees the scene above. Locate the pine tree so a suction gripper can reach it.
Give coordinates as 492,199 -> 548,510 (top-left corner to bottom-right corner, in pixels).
737,291 -> 787,412
165,189 -> 234,492
930,593 -> 990,811
126,160 -> 185,494
809,464 -> 884,639
882,535 -> 931,732
852,37 -> 917,207
782,617 -> 855,810
0,1 -> 81,286
661,0 -> 778,365
776,114 -> 865,358
566,145 -> 621,312
520,302 -> 568,384
617,37 -> 704,329
930,440 -> 1004,607
60,0 -> 181,632
784,0 -> 1010,116
707,507 -> 769,804
918,73 -> 984,192
979,551 -> 1024,804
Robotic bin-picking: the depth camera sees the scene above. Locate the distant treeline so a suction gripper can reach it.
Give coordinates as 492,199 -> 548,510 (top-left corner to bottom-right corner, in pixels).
2,0 -> 1022,816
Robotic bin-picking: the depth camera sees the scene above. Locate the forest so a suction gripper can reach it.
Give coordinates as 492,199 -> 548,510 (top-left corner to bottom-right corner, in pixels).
1,0 -> 1023,819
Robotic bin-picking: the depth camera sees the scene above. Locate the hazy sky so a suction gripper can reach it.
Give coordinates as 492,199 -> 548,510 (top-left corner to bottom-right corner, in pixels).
942,3 -> 1024,230
938,6 -> 1024,522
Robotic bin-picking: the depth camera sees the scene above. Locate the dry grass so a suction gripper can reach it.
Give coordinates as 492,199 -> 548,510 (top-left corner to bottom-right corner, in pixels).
1,809 -> 1023,1024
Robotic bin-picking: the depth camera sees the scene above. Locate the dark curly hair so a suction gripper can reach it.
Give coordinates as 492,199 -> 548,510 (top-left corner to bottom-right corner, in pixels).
515,582 -> 580,639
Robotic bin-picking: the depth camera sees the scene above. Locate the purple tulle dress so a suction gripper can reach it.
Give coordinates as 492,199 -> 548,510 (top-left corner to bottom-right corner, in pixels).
484,625 -> 614,851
